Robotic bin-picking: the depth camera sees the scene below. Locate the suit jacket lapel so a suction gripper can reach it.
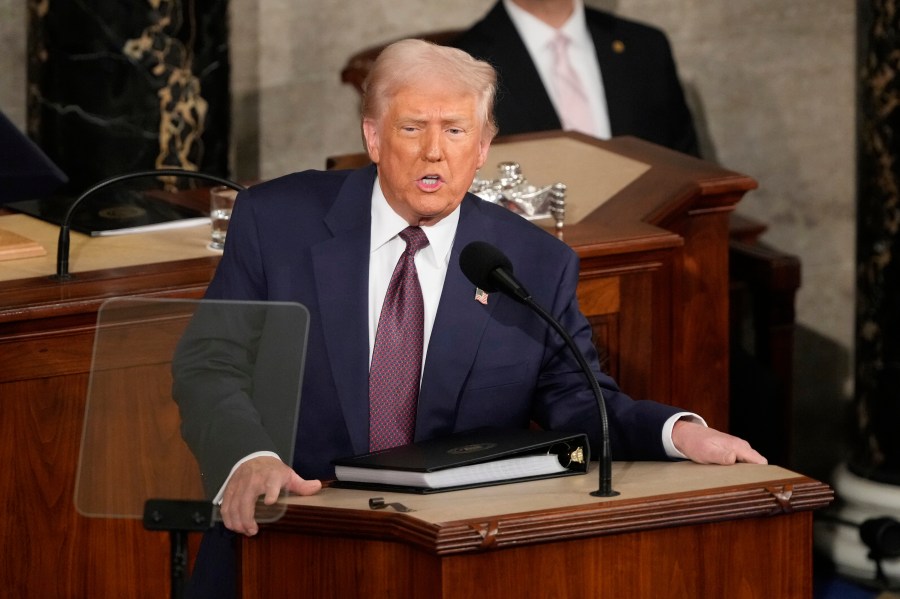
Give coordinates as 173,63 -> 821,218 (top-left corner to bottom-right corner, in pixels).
312,166 -> 375,454
415,196 -> 498,440
311,179 -> 508,449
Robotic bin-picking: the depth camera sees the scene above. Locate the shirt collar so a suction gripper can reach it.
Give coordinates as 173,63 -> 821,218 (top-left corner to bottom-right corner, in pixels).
369,176 -> 459,266
503,0 -> 590,50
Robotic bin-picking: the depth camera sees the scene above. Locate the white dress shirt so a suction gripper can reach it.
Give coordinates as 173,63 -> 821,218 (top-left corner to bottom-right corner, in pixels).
368,177 -> 458,369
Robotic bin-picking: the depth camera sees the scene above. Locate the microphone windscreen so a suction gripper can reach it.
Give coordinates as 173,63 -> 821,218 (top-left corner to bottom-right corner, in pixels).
459,241 -> 513,292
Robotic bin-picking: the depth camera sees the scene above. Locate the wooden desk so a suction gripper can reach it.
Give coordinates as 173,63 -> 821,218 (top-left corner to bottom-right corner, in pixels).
0,211 -> 220,280
0,216 -> 219,599
243,462 -> 833,598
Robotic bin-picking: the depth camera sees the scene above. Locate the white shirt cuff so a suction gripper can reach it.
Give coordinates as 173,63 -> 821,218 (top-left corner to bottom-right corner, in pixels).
662,412 -> 707,459
212,451 -> 280,505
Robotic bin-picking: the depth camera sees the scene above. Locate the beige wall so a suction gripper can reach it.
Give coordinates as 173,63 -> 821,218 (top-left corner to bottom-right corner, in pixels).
0,0 -> 857,460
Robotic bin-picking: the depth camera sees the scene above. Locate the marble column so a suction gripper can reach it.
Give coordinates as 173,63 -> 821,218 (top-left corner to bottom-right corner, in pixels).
854,0 -> 900,486
26,0 -> 230,193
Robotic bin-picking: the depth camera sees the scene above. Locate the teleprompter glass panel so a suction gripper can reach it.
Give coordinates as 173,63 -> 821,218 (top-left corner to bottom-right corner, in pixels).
74,298 -> 309,524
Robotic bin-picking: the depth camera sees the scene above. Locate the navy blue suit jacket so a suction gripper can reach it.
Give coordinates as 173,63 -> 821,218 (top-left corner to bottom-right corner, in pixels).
451,2 -> 700,156
175,165 -> 682,494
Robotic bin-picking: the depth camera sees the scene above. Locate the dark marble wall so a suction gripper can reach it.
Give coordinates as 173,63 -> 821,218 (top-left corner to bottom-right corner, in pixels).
26,0 -> 230,193
854,0 -> 900,484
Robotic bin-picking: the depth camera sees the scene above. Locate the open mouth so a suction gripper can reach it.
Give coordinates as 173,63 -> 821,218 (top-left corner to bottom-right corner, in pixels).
418,175 -> 443,190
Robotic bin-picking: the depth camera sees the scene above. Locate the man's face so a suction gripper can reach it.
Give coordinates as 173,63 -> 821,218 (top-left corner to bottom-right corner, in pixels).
363,84 -> 491,226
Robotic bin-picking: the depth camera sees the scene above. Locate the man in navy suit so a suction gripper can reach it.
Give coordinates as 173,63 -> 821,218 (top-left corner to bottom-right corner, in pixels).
451,0 -> 700,156
175,38 -> 761,597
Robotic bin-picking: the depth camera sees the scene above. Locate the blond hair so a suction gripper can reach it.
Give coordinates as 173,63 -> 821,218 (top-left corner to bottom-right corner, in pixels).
361,38 -> 499,140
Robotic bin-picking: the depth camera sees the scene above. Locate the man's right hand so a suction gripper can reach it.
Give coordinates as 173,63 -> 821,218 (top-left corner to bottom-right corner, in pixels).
219,455 -> 322,536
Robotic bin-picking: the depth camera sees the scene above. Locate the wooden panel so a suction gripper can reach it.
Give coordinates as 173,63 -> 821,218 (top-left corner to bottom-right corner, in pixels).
0,375 -> 174,598
585,312 -> 619,379
436,515 -> 813,599
575,275 -> 620,315
76,363 -> 204,517
241,494 -> 823,599
667,204 -> 734,430
576,275 -> 621,378
576,246 -> 680,410
0,256 -> 216,329
241,533 -> 442,599
0,324 -> 96,383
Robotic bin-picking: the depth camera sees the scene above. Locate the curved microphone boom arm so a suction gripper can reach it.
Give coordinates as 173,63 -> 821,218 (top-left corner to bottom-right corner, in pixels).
459,241 -> 619,497
54,169 -> 246,281
519,296 -> 619,498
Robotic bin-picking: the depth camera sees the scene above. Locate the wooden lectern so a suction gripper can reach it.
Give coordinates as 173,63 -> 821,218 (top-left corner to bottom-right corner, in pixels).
1,134 -> 775,597
242,462 -> 832,598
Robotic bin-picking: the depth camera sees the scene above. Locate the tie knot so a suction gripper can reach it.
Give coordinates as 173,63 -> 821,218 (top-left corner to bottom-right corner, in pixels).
552,32 -> 571,54
399,226 -> 429,255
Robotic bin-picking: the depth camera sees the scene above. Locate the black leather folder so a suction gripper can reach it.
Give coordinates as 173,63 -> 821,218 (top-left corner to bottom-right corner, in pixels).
6,189 -> 207,236
331,427 -> 590,494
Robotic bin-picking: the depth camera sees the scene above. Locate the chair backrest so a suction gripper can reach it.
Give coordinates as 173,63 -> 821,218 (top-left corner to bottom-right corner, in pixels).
340,30 -> 464,95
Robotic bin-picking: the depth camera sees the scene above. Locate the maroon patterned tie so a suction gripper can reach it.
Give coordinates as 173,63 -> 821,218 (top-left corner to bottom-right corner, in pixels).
369,226 -> 430,451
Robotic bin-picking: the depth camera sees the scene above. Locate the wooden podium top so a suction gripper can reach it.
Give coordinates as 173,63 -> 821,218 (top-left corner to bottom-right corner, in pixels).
272,461 -> 832,555
479,134 -> 651,225
0,213 -> 217,283
0,212 -> 221,328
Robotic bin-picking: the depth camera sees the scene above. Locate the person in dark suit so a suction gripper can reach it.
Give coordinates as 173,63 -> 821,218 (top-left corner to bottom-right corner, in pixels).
173,38 -> 762,598
450,0 -> 700,156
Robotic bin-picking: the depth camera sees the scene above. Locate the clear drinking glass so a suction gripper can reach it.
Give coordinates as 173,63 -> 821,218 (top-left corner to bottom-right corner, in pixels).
209,186 -> 238,250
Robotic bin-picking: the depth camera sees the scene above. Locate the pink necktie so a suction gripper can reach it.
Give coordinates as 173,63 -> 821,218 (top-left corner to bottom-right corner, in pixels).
368,226 -> 430,451
551,33 -> 596,136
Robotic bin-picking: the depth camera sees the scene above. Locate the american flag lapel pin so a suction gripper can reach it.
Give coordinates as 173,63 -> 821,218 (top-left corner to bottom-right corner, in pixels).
474,287 -> 489,305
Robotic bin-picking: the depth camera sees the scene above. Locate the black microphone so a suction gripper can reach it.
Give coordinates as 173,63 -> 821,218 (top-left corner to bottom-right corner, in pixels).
54,169 -> 246,281
459,241 -> 619,497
